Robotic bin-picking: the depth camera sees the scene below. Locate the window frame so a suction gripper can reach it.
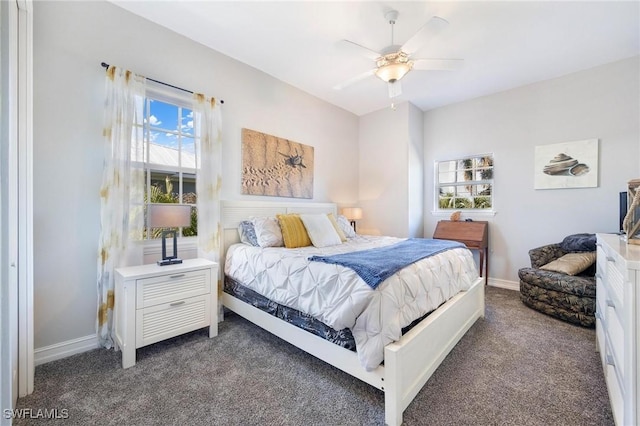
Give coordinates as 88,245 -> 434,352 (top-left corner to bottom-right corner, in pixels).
433,153 -> 496,216
136,83 -> 198,245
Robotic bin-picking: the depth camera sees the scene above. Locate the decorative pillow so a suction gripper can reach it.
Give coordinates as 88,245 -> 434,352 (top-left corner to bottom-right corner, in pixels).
327,213 -> 347,242
336,214 -> 356,238
560,233 -> 596,253
276,214 -> 312,248
300,214 -> 342,248
540,252 -> 597,276
237,220 -> 259,246
250,216 -> 283,248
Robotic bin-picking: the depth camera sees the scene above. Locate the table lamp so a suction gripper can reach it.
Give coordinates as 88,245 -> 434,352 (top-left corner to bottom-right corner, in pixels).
342,207 -> 363,232
148,203 -> 192,266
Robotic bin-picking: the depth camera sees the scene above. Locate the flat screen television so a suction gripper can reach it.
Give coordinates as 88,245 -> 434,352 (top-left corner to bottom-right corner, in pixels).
620,191 -> 628,233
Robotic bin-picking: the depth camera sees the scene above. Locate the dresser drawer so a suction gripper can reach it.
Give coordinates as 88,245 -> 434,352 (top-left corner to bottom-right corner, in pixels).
606,304 -> 624,378
136,294 -> 210,347
606,261 -> 624,308
595,277 -> 607,319
605,354 -> 624,426
595,317 -> 606,366
136,269 -> 211,309
599,243 -> 624,304
596,244 -> 607,279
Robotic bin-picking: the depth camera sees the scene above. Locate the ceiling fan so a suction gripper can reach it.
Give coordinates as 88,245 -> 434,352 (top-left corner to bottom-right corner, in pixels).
334,10 -> 463,98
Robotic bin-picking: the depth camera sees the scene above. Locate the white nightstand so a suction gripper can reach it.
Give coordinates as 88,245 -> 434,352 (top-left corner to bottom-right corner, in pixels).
114,258 -> 218,368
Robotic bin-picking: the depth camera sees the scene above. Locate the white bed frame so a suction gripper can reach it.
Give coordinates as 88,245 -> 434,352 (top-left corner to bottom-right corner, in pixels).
221,200 -> 485,426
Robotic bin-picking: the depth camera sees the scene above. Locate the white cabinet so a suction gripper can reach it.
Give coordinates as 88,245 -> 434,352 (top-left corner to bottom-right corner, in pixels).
114,259 -> 218,368
596,234 -> 640,425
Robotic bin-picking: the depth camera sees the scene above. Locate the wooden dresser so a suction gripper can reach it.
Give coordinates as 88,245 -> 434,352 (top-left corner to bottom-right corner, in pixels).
595,233 -> 639,425
433,220 -> 489,284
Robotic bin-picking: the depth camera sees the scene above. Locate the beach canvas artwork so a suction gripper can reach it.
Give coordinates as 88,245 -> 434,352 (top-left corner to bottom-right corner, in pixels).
534,139 -> 598,189
241,128 -> 314,198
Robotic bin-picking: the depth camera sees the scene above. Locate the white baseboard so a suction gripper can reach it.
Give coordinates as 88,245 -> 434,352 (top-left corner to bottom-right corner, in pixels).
34,334 -> 99,366
487,277 -> 520,291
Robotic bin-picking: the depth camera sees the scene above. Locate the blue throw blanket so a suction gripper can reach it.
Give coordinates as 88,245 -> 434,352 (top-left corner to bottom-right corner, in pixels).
308,238 -> 465,289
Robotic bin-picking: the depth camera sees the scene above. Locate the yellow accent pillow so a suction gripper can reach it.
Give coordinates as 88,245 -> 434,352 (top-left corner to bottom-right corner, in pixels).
276,214 -> 312,248
540,252 -> 596,276
327,213 -> 347,242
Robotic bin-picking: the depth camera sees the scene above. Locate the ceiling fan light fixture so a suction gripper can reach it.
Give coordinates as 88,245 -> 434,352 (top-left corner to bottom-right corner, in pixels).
375,52 -> 413,83
375,62 -> 412,83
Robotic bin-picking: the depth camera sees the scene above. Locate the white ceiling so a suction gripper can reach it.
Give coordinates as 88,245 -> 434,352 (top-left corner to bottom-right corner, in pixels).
112,1 -> 640,116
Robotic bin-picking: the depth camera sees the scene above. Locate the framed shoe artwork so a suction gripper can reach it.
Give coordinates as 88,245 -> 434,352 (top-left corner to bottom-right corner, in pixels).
533,138 -> 599,189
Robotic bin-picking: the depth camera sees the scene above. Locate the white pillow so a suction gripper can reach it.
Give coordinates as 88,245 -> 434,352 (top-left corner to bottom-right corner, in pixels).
336,214 -> 356,238
299,214 -> 342,248
250,216 -> 283,247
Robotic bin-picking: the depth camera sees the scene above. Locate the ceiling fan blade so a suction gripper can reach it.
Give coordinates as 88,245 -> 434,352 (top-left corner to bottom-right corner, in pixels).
401,16 -> 449,55
413,58 -> 463,71
337,39 -> 381,61
333,69 -> 377,90
388,81 -> 402,98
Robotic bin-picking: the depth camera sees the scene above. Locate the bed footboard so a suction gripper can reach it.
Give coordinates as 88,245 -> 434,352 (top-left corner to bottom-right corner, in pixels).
223,276 -> 484,426
383,276 -> 485,426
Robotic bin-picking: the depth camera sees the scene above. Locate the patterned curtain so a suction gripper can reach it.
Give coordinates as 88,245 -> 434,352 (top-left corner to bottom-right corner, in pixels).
97,66 -> 146,348
192,94 -> 223,318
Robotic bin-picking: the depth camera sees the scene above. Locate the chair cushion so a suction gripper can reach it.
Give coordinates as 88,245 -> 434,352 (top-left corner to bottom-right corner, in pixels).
518,267 -> 596,298
539,252 -> 596,276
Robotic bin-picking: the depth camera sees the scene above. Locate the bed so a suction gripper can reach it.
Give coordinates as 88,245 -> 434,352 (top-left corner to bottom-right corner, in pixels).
221,200 -> 485,425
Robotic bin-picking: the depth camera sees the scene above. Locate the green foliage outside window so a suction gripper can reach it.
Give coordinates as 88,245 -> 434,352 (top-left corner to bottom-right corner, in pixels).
145,176 -> 197,238
437,155 -> 494,210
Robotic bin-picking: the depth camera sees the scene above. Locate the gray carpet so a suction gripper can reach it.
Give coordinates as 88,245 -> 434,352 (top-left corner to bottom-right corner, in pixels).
16,287 -> 613,425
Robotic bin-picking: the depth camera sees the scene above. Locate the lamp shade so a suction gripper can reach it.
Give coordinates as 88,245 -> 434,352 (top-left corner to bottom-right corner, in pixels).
375,62 -> 412,83
342,207 -> 363,221
148,203 -> 192,228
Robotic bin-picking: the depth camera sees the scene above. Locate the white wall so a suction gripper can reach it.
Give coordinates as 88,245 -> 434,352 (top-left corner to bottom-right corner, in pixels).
423,56 -> 640,285
358,101 -> 424,237
407,103 -> 424,238
32,1 -> 358,350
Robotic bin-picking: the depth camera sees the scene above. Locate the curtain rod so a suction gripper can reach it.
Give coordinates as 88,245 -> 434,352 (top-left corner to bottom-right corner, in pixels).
100,62 -> 224,104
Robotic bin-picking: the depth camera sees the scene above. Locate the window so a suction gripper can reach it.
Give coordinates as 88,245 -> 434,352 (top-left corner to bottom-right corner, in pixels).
136,91 -> 198,239
436,154 -> 493,211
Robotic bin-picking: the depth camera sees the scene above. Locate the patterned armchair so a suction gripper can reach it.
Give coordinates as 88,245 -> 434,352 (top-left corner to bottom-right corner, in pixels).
518,237 -> 596,328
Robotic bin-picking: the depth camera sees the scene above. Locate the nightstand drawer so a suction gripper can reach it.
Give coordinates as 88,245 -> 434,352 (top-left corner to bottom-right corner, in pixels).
137,269 -> 211,309
136,294 -> 210,347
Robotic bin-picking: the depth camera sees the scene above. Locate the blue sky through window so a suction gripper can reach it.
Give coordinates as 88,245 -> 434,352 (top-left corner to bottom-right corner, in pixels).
144,99 -> 194,150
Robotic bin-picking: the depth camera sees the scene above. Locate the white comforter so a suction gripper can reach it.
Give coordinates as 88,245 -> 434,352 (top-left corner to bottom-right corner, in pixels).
224,235 -> 479,371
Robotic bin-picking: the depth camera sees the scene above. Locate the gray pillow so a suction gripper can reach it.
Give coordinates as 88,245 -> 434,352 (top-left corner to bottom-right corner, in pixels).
237,220 -> 259,246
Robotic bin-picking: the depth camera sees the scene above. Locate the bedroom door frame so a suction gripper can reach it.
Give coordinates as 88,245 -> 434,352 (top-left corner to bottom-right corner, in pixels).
1,0 -> 34,417
15,0 -> 34,399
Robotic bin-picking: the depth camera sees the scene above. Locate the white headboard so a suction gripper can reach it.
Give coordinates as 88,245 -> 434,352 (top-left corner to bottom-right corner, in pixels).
221,200 -> 337,258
